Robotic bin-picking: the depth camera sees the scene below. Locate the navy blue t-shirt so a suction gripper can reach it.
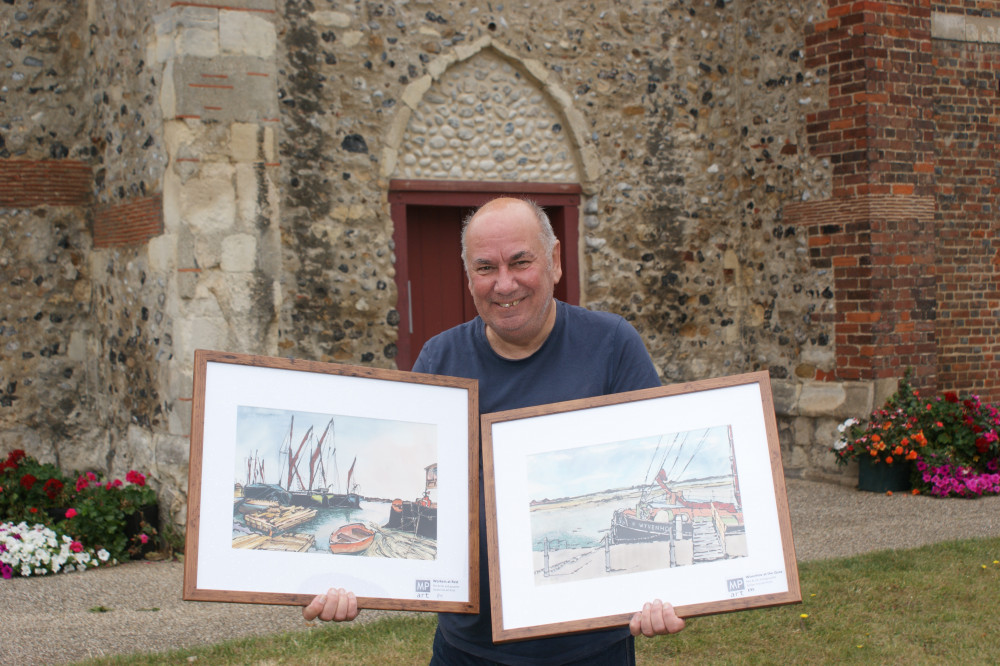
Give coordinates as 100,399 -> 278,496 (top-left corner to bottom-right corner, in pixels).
413,300 -> 661,665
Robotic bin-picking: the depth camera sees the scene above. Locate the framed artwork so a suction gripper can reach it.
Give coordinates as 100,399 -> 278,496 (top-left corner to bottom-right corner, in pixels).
482,371 -> 800,642
183,349 -> 479,613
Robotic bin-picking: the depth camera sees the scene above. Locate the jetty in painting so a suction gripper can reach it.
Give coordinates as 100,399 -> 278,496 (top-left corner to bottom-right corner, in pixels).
528,426 -> 747,585
231,407 -> 439,560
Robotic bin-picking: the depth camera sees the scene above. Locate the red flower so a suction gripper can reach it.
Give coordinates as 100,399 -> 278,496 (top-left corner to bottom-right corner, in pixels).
65,508 -> 78,519
75,475 -> 89,492
43,478 -> 64,500
29,507 -> 38,513
5,449 -> 26,465
70,541 -> 83,553
126,470 -> 146,487
19,474 -> 37,490
944,391 -> 959,403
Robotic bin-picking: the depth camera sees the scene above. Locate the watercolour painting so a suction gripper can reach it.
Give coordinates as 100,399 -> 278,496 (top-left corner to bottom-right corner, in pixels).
482,371 -> 800,642
527,424 -> 745,586
184,350 -> 479,613
233,406 -> 439,561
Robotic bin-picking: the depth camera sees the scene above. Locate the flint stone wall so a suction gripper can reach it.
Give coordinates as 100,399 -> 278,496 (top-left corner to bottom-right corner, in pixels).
4,1 -> 996,524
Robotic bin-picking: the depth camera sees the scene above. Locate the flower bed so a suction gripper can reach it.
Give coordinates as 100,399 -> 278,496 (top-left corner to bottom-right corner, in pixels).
0,449 -> 161,576
832,370 -> 1000,497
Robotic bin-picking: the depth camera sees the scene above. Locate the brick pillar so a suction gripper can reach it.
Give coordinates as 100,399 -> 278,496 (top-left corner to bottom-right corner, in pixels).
789,0 -> 937,389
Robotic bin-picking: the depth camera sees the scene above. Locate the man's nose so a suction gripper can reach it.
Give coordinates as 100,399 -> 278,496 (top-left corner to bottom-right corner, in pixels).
493,266 -> 517,293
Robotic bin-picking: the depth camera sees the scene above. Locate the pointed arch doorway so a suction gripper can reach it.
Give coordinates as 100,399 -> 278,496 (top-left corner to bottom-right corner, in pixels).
390,179 -> 582,371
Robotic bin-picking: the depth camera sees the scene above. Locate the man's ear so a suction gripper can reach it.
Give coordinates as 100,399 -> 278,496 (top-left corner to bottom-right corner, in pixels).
551,239 -> 563,284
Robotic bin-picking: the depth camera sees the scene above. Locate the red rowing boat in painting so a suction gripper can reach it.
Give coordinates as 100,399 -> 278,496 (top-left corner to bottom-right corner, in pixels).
329,523 -> 375,555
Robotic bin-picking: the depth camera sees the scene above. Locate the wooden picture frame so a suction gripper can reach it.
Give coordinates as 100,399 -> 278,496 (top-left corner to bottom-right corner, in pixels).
482,371 -> 800,642
183,349 -> 479,613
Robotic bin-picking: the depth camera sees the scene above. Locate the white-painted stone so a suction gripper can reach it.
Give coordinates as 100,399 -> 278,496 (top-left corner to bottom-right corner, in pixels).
220,10 -> 276,58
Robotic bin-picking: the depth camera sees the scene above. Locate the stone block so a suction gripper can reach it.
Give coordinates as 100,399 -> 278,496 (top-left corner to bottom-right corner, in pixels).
798,382 -> 846,417
221,233 -> 257,272
312,10 -> 353,28
842,381 -> 874,419
230,122 -> 259,162
172,56 -> 278,123
180,162 -> 236,234
176,27 -> 219,58
160,418 -> 192,459
966,16 -> 1000,44
220,10 -> 276,58
770,379 -> 799,416
401,75 -> 432,110
148,233 -> 178,272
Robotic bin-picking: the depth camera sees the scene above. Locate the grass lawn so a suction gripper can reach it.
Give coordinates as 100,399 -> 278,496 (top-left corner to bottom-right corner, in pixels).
77,536 -> 1000,665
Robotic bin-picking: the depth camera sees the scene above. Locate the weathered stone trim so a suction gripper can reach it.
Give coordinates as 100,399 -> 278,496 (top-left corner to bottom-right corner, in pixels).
932,11 -> 1000,43
381,36 -> 600,193
0,160 -> 92,207
93,194 -> 166,248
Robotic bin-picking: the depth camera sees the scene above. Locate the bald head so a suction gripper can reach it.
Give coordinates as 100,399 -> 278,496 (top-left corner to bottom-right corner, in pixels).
461,197 -> 557,270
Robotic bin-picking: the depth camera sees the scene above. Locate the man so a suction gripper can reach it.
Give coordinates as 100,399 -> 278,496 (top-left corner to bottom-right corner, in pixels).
304,197 -> 685,663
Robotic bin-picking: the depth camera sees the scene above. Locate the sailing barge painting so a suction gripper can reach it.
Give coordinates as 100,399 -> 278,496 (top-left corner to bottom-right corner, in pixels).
527,425 -> 746,585
231,406 -> 439,560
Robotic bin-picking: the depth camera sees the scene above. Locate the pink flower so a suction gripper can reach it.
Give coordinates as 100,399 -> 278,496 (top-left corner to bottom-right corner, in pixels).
75,475 -> 89,491
139,534 -> 149,544
65,508 -> 77,519
70,541 -> 83,553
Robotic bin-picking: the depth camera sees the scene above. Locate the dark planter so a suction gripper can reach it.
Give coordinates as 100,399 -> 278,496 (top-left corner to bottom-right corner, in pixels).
124,504 -> 161,558
858,457 -> 912,493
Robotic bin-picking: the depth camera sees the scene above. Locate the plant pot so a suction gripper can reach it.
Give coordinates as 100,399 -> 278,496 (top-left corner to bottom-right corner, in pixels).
858,457 -> 912,493
124,504 -> 161,558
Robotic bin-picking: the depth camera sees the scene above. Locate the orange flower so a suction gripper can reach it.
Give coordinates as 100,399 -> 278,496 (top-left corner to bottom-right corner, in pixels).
905,450 -> 918,461
871,433 -> 882,443
886,490 -> 893,496
911,488 -> 920,495
885,455 -> 894,464
893,446 -> 904,456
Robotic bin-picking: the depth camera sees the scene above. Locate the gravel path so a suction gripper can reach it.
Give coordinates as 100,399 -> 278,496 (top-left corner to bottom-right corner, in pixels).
4,478 -> 1000,665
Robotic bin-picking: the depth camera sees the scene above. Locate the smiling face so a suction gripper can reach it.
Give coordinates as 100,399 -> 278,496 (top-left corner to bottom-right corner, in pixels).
463,198 -> 562,358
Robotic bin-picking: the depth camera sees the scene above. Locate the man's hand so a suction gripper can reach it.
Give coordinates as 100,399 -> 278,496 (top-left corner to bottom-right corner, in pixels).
629,599 -> 685,637
302,588 -> 359,622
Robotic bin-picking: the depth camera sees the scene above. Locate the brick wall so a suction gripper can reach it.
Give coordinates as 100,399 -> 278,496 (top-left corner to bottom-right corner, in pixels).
797,1 -> 939,390
932,35 -> 1000,400
804,0 -> 935,199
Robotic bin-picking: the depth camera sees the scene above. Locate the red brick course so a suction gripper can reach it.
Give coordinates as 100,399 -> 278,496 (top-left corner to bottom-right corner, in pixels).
0,160 -> 92,207
92,194 -> 165,248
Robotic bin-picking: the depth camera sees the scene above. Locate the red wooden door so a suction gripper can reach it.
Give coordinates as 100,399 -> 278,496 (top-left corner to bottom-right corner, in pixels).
390,182 -> 580,370
405,205 -> 478,356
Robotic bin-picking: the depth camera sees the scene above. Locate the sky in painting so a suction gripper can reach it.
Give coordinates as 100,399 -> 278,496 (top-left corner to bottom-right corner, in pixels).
234,406 -> 437,500
526,425 -> 733,501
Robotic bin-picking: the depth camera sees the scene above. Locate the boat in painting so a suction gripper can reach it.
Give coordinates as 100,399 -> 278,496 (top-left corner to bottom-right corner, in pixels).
608,428 -> 747,563
240,416 -> 362,510
384,463 -> 437,540
329,522 -> 375,554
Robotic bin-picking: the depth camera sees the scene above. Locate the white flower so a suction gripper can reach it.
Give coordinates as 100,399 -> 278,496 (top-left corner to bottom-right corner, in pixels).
834,439 -> 848,450
97,549 -> 110,562
837,417 -> 858,434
